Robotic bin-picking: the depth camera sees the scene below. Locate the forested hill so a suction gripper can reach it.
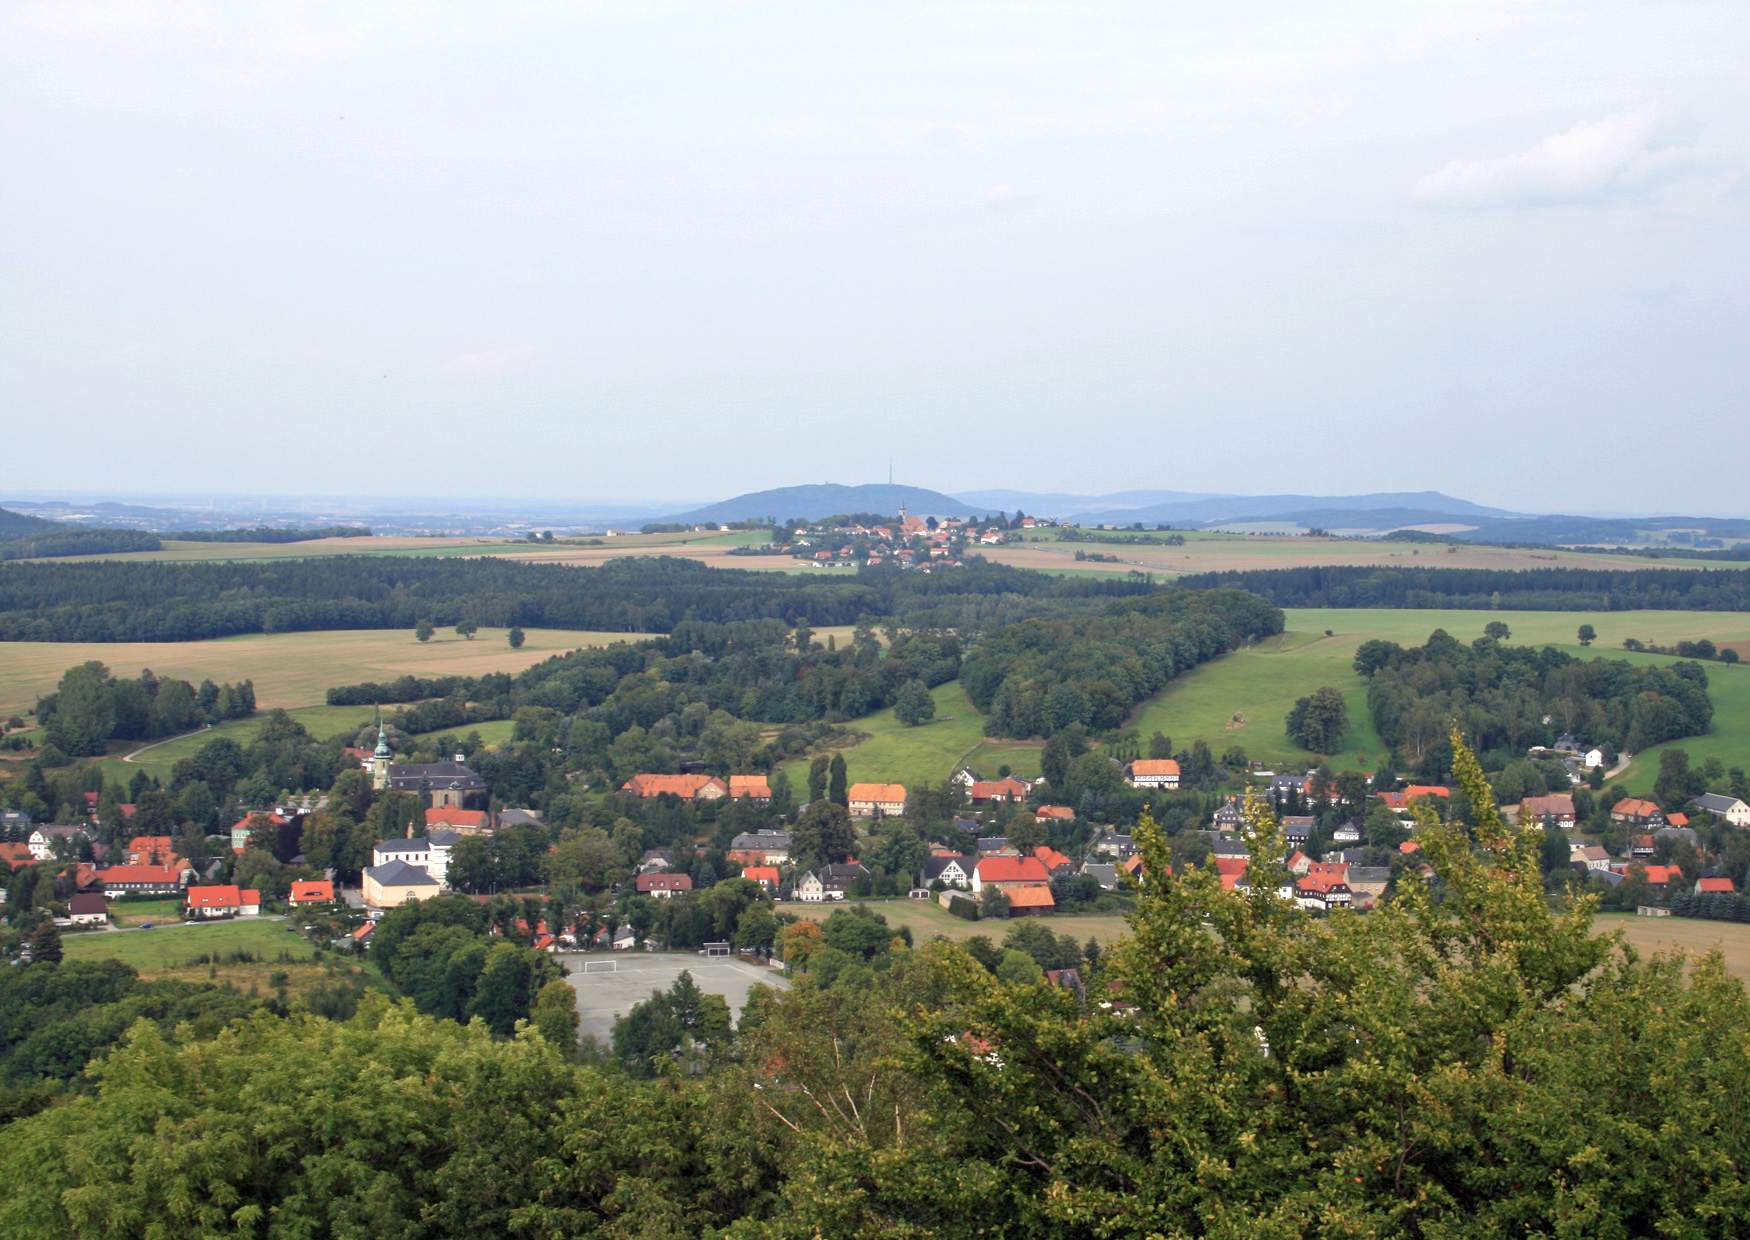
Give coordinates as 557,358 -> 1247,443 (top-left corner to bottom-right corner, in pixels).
0,507 -> 58,536
0,555 -> 1155,642
1175,564 -> 1750,610
661,483 -> 995,524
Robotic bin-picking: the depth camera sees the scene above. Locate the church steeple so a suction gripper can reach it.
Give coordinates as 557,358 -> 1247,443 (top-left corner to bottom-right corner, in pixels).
371,706 -> 392,792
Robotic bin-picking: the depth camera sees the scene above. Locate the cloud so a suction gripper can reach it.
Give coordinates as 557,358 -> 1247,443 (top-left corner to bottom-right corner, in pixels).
1411,113 -> 1706,208
440,345 -> 541,377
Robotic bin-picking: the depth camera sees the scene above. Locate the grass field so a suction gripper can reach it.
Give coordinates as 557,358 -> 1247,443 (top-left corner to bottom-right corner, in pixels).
0,626 -> 651,718
63,918 -> 315,968
105,898 -> 185,927
1129,608 -> 1750,778
981,531 -> 1728,579
786,898 -> 1132,946
94,704 -> 380,784
777,681 -> 992,791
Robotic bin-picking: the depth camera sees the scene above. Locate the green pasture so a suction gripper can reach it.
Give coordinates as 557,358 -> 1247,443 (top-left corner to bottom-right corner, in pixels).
97,705 -> 378,785
62,918 -> 315,969
779,681 -> 991,791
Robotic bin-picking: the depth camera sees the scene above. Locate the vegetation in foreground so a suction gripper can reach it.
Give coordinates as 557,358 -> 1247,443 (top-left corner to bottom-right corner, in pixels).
1,733 -> 1747,1236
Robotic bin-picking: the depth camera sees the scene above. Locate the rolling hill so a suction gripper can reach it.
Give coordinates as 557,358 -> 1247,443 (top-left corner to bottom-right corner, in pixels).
660,484 -> 996,524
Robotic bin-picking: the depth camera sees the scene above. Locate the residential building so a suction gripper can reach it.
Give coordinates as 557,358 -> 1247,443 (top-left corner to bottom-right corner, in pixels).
1211,798 -> 1245,831
847,783 -> 907,817
638,847 -> 677,873
1089,830 -> 1136,858
1035,804 -> 1074,822
1004,884 -> 1056,916
969,777 -> 1031,804
1331,821 -> 1362,845
921,854 -> 974,889
363,860 -> 441,909
67,891 -> 110,926
1694,794 -> 1750,827
1610,798 -> 1665,828
1519,794 -> 1577,829
125,835 -> 177,866
1696,876 -> 1737,896
619,773 -> 728,801
95,863 -> 188,895
1570,844 -> 1612,871
817,862 -> 870,897
289,880 -> 335,906
1080,861 -> 1119,890
186,885 -> 262,919
728,775 -> 773,802
634,873 -> 694,899
1125,759 -> 1181,790
1346,867 -> 1391,907
27,825 -> 91,861
1032,845 -> 1072,874
741,866 -> 781,890
727,830 -> 791,866
971,855 -> 1051,894
975,836 -> 1012,854
1281,816 -> 1315,848
230,811 -> 289,855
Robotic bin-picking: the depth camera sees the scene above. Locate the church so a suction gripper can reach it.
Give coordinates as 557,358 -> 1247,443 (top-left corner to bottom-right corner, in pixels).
370,721 -> 488,810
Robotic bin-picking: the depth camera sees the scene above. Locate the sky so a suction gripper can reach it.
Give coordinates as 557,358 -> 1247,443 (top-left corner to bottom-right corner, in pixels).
4,1 -> 1748,511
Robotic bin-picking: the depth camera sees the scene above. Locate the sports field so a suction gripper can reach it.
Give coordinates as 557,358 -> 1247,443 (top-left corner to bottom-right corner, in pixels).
1129,608 -> 1750,779
981,530 -> 1725,578
62,917 -> 314,968
785,899 -> 1131,947
0,626 -> 650,719
560,950 -> 788,1044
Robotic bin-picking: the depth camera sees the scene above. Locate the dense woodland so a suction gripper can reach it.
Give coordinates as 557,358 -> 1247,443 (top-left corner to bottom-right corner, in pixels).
33,661 -> 256,756
1357,631 -> 1714,777
2,746 -> 1748,1236
1178,563 -> 1750,610
0,555 -> 1152,642
0,528 -> 163,561
961,589 -> 1284,736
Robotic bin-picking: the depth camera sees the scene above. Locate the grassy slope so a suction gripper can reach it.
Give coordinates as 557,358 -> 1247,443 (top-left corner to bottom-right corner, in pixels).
0,626 -> 649,718
1128,608 -> 1750,780
95,705 -> 379,785
778,681 -> 991,792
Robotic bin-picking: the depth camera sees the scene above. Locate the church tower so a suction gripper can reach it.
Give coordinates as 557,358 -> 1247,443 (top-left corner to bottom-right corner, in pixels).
371,711 -> 392,792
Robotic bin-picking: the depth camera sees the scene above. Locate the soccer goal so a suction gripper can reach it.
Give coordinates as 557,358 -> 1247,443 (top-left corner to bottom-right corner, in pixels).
580,959 -> 618,975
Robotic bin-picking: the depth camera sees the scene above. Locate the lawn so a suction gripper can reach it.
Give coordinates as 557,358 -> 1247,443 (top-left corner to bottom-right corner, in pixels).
777,681 -> 992,791
105,898 -> 185,927
63,918 -> 316,969
0,626 -> 651,718
786,898 -> 1132,946
1597,912 -> 1750,986
1128,608 -> 1750,778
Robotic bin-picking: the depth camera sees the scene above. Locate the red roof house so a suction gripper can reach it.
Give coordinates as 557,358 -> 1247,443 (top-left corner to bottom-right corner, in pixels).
289,880 -> 335,905
186,885 -> 262,917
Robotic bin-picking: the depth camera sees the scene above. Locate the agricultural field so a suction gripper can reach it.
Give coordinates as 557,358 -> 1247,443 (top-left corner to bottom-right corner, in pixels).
0,626 -> 650,718
1129,607 -> 1750,782
980,530 -> 1726,579
1596,912 -> 1750,986
776,681 -> 992,792
786,898 -> 1132,947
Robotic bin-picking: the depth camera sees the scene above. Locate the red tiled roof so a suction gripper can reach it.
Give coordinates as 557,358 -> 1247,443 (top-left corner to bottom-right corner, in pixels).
352,922 -> 376,941
1697,876 -> 1736,894
97,864 -> 185,887
728,775 -> 773,799
290,880 -> 334,904
1639,865 -> 1683,885
635,873 -> 694,893
1128,759 -> 1180,777
1032,846 -> 1071,871
1612,798 -> 1662,818
741,866 -> 781,886
186,884 -> 260,910
621,774 -> 726,799
1004,884 -> 1056,909
425,807 -> 488,829
0,842 -> 31,870
1665,812 -> 1690,827
970,778 -> 1029,800
848,783 -> 907,803
976,856 -> 1050,884
1035,805 -> 1074,820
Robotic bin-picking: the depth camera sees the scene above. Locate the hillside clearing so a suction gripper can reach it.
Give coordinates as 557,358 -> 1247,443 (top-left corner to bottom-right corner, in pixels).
777,681 -> 989,791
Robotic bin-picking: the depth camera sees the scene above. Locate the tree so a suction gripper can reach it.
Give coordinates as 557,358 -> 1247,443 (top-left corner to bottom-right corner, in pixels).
456,619 -> 479,641
808,755 -> 830,804
530,978 -> 580,1055
893,679 -> 935,727
828,754 -> 848,807
1285,686 -> 1348,754
507,626 -> 526,649
1578,623 -> 1597,646
792,800 -> 854,869
25,920 -> 62,964
45,662 -> 116,756
415,619 -> 435,643
1483,620 -> 1511,641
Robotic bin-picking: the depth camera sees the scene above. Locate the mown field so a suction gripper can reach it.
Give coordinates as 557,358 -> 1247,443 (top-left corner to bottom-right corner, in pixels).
776,681 -> 993,792
982,530 -> 1726,578
786,898 -> 1132,946
62,918 -> 315,968
1597,912 -> 1750,985
0,626 -> 651,718
1129,608 -> 1750,780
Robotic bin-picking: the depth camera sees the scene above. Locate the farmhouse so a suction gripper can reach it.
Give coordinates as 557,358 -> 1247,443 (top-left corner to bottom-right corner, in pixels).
740,866 -> 781,890
847,783 -> 907,818
94,863 -> 189,895
620,773 -> 728,801
186,885 -> 262,919
1610,799 -> 1665,828
796,867 -> 867,902
363,860 -> 441,910
1516,794 -> 1577,829
728,775 -> 773,802
971,855 -> 1051,894
969,777 -> 1031,804
1004,884 -> 1056,916
1125,759 -> 1181,790
1694,793 -> 1750,827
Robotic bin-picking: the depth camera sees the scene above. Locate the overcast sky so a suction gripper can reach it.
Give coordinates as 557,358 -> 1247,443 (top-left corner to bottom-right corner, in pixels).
5,1 -> 1747,511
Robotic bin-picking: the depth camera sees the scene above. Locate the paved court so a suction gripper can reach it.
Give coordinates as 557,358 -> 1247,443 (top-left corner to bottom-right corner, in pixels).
561,951 -> 789,1044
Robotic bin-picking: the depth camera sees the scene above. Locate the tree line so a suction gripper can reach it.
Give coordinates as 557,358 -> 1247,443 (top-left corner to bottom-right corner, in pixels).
1176,563 -> 1750,610
34,662 -> 255,757
0,528 -> 163,561
961,588 -> 1284,736
0,554 -> 1155,642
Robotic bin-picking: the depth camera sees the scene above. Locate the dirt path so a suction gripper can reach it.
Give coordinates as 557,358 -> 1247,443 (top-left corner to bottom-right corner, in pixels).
118,724 -> 213,764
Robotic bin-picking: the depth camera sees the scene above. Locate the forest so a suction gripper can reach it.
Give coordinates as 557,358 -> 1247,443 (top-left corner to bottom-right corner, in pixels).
2,744 -> 1748,1237
961,588 -> 1284,736
1176,563 -> 1750,610
32,661 -> 256,756
0,554 -> 1153,642
1358,630 -> 1714,776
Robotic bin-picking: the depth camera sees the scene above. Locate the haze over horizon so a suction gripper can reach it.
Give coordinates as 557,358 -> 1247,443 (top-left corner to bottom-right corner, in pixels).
6,2 -> 1747,510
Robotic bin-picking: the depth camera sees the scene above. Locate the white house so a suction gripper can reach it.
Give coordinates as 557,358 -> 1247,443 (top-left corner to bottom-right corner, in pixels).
847,783 -> 907,818
1695,793 -> 1750,828
1125,759 -> 1181,790
1584,748 -> 1607,769
27,825 -> 90,861
922,854 -> 973,889
795,870 -> 848,902
67,892 -> 109,926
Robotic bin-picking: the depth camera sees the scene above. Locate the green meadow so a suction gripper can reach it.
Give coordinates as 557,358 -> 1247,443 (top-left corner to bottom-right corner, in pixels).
778,681 -> 993,792
63,918 -> 316,969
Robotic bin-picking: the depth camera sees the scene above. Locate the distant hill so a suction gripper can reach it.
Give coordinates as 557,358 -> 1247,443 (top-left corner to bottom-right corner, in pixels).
1073,491 -> 1510,526
955,488 -> 1230,516
659,484 -> 996,524
0,507 -> 60,537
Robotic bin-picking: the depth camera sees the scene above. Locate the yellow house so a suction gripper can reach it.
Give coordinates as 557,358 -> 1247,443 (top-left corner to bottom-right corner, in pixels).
847,782 -> 907,818
363,859 -> 440,909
